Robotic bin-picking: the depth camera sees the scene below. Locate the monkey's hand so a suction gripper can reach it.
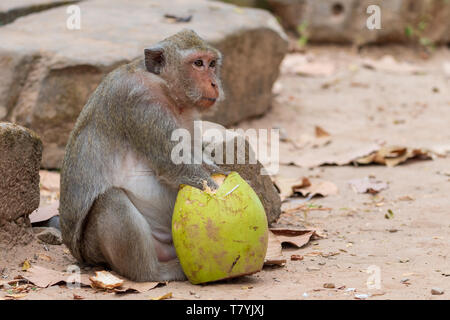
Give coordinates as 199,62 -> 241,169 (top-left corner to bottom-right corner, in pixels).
176,164 -> 219,192
203,162 -> 229,176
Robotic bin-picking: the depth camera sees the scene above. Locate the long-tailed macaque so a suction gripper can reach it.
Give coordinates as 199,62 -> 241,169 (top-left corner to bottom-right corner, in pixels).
60,29 -> 226,281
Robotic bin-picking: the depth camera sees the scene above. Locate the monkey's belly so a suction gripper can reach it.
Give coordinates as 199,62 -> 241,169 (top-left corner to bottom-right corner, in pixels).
115,154 -> 178,261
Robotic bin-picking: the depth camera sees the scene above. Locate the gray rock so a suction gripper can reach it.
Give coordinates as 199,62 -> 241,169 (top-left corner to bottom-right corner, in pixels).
0,122 -> 42,222
34,226 -> 62,245
0,0 -> 287,168
0,0 -> 79,26
201,121 -> 282,224
267,0 -> 450,45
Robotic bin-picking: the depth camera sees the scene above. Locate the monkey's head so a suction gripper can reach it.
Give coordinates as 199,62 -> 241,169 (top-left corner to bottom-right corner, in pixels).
144,29 -> 224,111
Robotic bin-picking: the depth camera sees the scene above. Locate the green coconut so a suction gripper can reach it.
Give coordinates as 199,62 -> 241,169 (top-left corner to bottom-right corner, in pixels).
172,171 -> 268,284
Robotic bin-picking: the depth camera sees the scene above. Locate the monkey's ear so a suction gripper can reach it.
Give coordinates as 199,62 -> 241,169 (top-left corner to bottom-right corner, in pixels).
144,47 -> 165,74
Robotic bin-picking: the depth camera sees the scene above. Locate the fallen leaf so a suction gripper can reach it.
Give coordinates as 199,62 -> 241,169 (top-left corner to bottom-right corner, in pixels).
348,177 -> 388,194
398,195 -> 414,201
90,271 -> 124,290
73,293 -> 84,300
323,283 -> 335,289
22,260 -> 31,271
273,231 -> 314,248
264,231 -> 286,266
37,254 -> 52,262
315,126 -> 330,138
5,293 -> 27,299
290,255 -> 304,261
281,139 -> 381,168
357,146 -> 432,167
292,178 -> 338,198
29,202 -> 59,224
241,286 -> 253,290
20,266 -> 65,288
150,292 -> 173,300
385,209 -> 394,219
114,278 -> 160,294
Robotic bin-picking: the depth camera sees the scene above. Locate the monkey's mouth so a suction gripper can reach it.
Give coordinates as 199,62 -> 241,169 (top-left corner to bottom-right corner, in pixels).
201,97 -> 217,103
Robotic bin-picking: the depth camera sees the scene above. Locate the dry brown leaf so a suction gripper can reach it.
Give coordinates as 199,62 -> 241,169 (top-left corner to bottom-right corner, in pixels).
73,293 -> 84,300
290,255 -> 304,261
356,146 -> 432,167
264,231 -> 286,266
5,293 -> 27,299
22,260 -> 31,271
90,271 -> 124,290
281,139 -> 381,168
114,278 -> 160,294
270,228 -> 314,248
29,202 -> 59,224
291,178 -> 338,198
362,55 -> 424,74
348,177 -> 388,194
150,292 -> 173,300
272,177 -> 299,201
315,126 -> 330,138
20,265 -> 65,288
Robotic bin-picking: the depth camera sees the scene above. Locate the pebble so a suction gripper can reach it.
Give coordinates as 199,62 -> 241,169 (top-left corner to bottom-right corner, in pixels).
306,266 -> 321,272
34,227 -> 62,245
431,288 -> 444,295
323,283 -> 335,289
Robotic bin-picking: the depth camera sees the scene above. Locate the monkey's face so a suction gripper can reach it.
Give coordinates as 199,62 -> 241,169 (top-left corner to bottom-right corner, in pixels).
144,30 -> 224,111
184,51 -> 222,109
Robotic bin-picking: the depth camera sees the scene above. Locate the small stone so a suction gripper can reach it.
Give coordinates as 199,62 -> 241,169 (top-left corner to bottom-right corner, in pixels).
323,283 -> 335,289
307,266 -> 321,272
431,288 -> 444,295
354,293 -> 370,300
34,227 -> 62,245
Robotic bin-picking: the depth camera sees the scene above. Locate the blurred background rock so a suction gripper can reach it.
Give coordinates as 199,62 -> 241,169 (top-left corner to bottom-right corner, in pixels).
0,0 -> 449,169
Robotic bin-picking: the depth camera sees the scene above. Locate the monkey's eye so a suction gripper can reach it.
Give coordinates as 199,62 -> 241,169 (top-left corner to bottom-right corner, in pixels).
209,60 -> 216,68
194,59 -> 203,67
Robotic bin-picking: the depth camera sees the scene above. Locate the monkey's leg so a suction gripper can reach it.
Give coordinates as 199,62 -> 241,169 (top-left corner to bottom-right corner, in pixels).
81,188 -> 186,282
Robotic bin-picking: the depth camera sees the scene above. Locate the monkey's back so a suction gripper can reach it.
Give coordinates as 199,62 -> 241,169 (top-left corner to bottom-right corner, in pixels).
59,60 -> 148,261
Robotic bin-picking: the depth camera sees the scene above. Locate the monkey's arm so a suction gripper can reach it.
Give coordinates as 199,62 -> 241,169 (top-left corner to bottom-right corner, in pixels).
124,100 -> 219,191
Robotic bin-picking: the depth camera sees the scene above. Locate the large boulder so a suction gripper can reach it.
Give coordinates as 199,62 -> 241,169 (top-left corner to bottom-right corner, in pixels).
267,0 -> 450,45
0,0 -> 79,26
201,121 -> 281,224
0,0 -> 288,168
0,122 -> 42,248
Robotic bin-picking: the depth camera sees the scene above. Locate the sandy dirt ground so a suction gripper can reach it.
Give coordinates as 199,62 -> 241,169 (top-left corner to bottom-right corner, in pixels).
1,45 -> 449,300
